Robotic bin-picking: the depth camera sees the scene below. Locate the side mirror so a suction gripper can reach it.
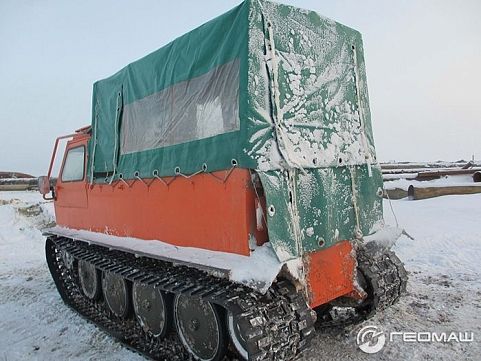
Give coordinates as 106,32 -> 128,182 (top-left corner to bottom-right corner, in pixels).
38,176 -> 51,195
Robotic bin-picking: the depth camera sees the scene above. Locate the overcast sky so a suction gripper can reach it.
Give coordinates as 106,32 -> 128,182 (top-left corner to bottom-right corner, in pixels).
1,0 -> 480,175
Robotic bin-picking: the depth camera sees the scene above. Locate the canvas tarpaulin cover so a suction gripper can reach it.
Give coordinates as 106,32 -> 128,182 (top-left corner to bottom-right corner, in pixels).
89,0 -> 376,179
89,2 -> 248,180
88,0 -> 384,261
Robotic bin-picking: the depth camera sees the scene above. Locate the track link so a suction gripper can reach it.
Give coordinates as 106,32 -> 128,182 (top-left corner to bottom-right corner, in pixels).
356,242 -> 408,316
46,236 -> 316,360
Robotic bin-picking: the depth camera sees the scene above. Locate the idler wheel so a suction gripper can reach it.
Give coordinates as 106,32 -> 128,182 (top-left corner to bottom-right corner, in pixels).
174,294 -> 226,361
78,260 -> 101,300
227,312 -> 249,360
132,282 -> 170,338
102,272 -> 131,318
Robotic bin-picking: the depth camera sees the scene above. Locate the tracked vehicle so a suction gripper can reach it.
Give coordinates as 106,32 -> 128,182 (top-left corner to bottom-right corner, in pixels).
39,1 -> 407,360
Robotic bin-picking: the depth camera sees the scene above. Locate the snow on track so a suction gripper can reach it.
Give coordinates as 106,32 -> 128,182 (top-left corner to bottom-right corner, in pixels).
0,191 -> 480,360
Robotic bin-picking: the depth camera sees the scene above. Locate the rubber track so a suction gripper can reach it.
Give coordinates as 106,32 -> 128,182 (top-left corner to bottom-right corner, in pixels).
356,244 -> 408,315
46,236 -> 316,361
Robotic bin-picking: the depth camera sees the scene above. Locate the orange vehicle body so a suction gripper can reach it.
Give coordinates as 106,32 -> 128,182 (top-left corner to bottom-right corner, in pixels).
54,131 -> 358,308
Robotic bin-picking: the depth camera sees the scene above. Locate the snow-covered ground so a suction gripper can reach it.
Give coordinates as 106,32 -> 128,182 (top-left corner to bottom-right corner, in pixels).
0,191 -> 480,360
0,192 -> 143,361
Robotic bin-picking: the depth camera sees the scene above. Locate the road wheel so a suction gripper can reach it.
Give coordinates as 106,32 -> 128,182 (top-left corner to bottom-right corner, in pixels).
227,312 -> 249,360
102,271 -> 131,318
174,294 -> 226,361
78,260 -> 101,300
132,282 -> 171,338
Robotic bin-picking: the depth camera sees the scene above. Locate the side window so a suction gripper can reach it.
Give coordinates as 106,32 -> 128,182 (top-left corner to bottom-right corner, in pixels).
120,59 -> 240,154
61,146 -> 85,182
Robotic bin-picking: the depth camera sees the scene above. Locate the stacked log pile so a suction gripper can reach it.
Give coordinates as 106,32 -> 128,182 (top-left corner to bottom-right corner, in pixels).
382,161 -> 481,200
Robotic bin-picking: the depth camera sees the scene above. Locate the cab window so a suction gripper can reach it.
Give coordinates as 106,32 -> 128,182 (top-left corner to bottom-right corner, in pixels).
61,146 -> 85,182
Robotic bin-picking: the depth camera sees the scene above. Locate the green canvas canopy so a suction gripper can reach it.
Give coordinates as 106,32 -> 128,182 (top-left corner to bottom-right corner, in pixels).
88,0 -> 376,181
88,0 -> 384,262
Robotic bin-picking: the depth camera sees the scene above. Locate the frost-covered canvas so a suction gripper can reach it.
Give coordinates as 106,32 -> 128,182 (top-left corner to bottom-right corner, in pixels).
246,0 -> 375,171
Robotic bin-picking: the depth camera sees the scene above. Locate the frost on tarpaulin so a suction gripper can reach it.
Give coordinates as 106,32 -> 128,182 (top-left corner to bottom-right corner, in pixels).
257,170 -> 300,261
246,0 -> 376,170
296,170 -> 322,238
295,167 -> 358,251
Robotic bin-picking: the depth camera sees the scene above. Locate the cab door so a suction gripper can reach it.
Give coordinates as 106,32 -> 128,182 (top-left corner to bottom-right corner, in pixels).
55,141 -> 88,208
